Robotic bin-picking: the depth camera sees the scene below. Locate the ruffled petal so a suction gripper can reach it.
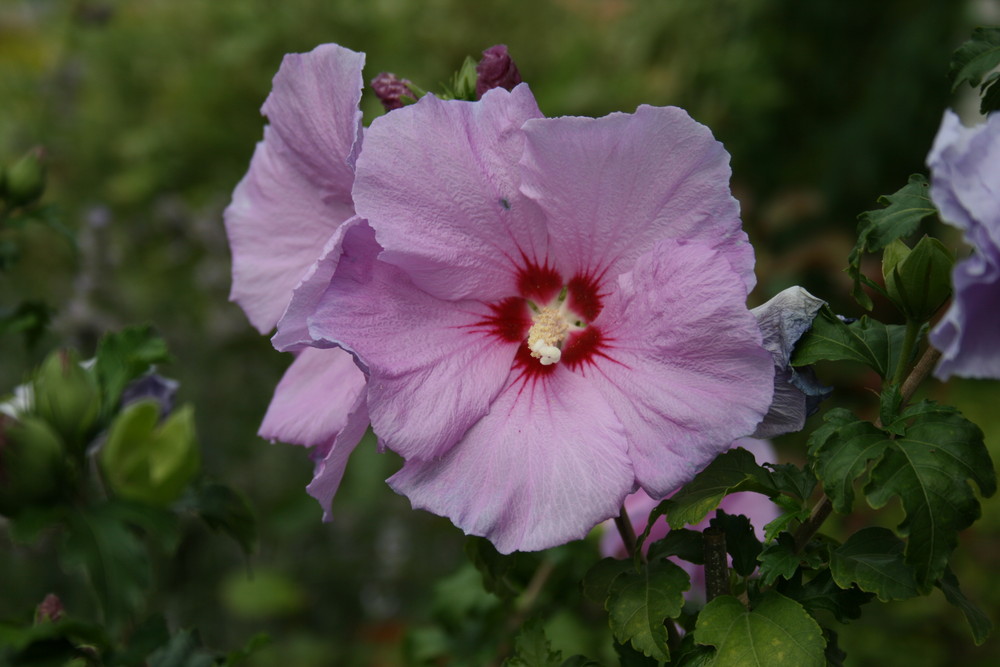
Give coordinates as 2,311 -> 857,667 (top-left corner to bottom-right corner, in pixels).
519,105 -> 754,290
584,239 -> 774,498
931,251 -> 1000,379
306,232 -> 515,461
225,44 -> 365,333
388,368 -> 633,553
259,346 -> 370,519
352,85 -> 548,302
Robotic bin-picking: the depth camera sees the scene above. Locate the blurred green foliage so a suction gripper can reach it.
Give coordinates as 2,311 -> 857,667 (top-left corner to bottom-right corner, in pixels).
1,0 -> 998,664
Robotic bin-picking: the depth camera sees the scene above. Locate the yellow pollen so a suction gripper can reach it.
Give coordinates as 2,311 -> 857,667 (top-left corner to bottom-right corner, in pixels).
527,307 -> 570,365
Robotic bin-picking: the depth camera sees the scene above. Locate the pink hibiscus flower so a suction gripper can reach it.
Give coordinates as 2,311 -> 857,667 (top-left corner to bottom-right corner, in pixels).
274,65 -> 775,552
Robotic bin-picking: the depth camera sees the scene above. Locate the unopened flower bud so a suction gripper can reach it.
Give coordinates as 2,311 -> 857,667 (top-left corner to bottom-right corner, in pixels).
35,593 -> 65,623
0,416 -> 71,517
475,45 -> 522,99
100,401 -> 200,506
882,236 -> 954,323
3,147 -> 46,207
371,72 -> 414,111
33,348 -> 101,451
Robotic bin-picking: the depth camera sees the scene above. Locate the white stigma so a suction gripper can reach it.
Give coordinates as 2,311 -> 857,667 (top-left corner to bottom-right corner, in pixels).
527,306 -> 571,365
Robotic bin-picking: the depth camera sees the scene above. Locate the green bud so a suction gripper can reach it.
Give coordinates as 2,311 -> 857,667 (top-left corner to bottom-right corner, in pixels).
100,401 -> 200,506
882,236 -> 954,322
3,147 -> 46,207
0,416 -> 71,517
33,349 -> 101,452
447,56 -> 479,101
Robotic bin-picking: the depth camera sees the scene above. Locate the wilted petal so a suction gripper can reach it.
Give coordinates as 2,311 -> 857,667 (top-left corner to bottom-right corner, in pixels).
585,239 -> 773,498
519,105 -> 754,290
352,85 -> 548,302
389,369 -> 633,553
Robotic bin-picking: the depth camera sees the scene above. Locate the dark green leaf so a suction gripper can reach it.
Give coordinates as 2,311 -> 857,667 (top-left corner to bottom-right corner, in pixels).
823,628 -> 848,667
757,532 -> 800,587
186,482 -> 258,556
883,236 -> 953,322
791,307 -> 912,378
709,511 -> 761,577
846,174 -> 937,309
222,633 -> 271,667
582,557 -> 633,604
613,640 -> 661,667
559,656 -> 602,667
879,384 -> 905,436
607,558 -> 689,661
148,629 -> 215,667
648,528 -> 704,565
865,402 -> 996,589
776,569 -> 873,624
762,507 -> 810,544
664,448 -> 777,529
763,463 -> 816,502
671,634 -> 716,667
465,536 -> 520,598
104,499 -> 181,553
807,409 -> 889,513
981,70 -> 1000,114
6,507 -> 64,545
936,567 -> 993,645
694,592 -> 825,667
949,27 -> 1000,113
829,527 -> 919,602
504,620 -> 563,667
108,614 -> 170,666
61,505 -> 151,628
95,326 -> 171,419
0,300 -> 53,348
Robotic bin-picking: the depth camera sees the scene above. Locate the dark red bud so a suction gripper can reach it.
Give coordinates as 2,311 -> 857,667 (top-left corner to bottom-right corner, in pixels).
371,72 -> 413,111
475,45 -> 522,99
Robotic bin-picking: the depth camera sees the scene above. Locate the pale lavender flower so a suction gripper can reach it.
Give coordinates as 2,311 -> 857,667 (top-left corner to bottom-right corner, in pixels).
927,111 -> 1000,379
224,44 -> 370,516
277,81 -> 774,552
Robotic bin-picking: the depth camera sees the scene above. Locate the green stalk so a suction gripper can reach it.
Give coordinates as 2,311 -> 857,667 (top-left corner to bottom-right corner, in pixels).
890,319 -> 922,387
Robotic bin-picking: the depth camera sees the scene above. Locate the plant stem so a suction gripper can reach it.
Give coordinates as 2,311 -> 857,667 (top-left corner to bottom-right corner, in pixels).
792,345 -> 943,552
890,319 -> 922,386
614,503 -> 639,561
703,526 -> 730,602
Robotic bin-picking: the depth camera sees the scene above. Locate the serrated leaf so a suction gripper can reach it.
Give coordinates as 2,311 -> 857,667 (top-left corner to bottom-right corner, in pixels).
61,505 -> 151,628
949,27 -> 1000,112
694,592 -> 825,667
865,402 -> 995,589
776,569 -> 873,624
937,567 -> 993,645
823,628 -> 848,667
709,511 -> 761,577
664,448 -> 777,529
763,463 -> 816,502
647,528 -> 705,565
504,620 -> 563,667
762,507 -> 809,544
465,535 -> 520,598
757,532 -> 800,587
95,326 -> 171,419
186,482 -> 258,556
846,175 -> 937,309
807,409 -> 889,513
829,527 -> 919,602
607,558 -> 689,661
791,307 -> 911,377
582,557 -> 634,604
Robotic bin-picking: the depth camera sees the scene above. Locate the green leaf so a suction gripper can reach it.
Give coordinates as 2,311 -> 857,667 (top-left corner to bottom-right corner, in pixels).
582,557 -> 633,604
0,300 -> 53,349
504,620 -> 563,667
186,482 -> 258,556
664,448 -> 777,529
949,27 -> 1000,113
709,511 -> 761,577
647,528 -> 704,565
829,527 -> 919,602
465,536 -> 520,598
61,505 -> 151,628
762,463 -> 816,502
883,236 -> 953,322
936,568 -> 993,645
865,402 -> 996,589
776,569 -> 873,624
607,558 -> 689,661
694,592 -> 825,667
807,409 -> 889,513
823,628 -> 848,667
756,532 -> 800,587
94,325 -> 171,418
791,307 -> 912,378
846,174 -> 937,309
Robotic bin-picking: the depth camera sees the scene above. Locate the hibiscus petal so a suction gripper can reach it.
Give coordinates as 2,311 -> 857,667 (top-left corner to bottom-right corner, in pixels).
352,85 -> 548,302
585,239 -> 774,498
931,251 -> 1000,379
307,238 -> 515,461
388,369 -> 633,554
259,346 -> 370,519
519,105 -> 754,290
225,44 -> 364,333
